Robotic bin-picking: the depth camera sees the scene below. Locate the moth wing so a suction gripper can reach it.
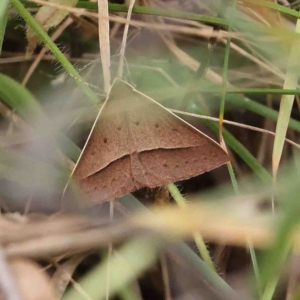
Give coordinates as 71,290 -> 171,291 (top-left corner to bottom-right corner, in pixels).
78,156 -> 142,203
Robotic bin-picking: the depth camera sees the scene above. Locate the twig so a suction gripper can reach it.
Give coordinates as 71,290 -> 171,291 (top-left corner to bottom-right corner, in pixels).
118,0 -> 135,78
171,109 -> 300,150
98,0 -> 111,93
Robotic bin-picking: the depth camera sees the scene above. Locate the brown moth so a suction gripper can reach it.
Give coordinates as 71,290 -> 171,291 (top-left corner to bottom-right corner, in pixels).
69,79 -> 229,204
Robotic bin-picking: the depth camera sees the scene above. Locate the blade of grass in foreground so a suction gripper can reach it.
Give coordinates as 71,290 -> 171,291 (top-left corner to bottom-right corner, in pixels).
167,182 -> 216,272
250,153 -> 300,299
118,194 -> 237,300
0,0 -> 8,23
272,19 -> 300,182
119,287 -> 142,300
62,237 -> 159,300
263,19 -> 300,300
259,189 -> 300,300
0,0 -> 9,54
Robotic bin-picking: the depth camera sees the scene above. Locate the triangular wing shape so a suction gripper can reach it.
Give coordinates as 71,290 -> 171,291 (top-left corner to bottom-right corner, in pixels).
71,78 -> 229,204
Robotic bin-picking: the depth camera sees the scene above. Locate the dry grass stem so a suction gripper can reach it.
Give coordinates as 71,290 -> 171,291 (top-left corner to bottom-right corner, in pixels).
98,0 -> 111,93
171,109 -> 300,150
28,0 -> 237,40
117,0 -> 135,78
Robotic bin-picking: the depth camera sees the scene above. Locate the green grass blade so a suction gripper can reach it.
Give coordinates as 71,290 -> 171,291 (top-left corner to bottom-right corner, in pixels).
261,19 -> 300,300
259,215 -> 293,299
219,0 -> 232,128
0,74 -> 81,161
119,286 -> 142,300
172,242 -> 238,300
227,163 -> 239,193
219,8 -> 240,194
222,127 -> 271,182
219,39 -> 230,130
226,94 -> 300,134
10,0 -> 99,104
0,0 -> 9,54
258,155 -> 300,298
168,85 -> 300,95
249,241 -> 262,298
0,74 -> 43,119
272,20 -> 300,177
0,0 -> 8,22
242,0 -> 300,19
167,182 -> 216,272
62,237 -> 159,300
227,88 -> 300,95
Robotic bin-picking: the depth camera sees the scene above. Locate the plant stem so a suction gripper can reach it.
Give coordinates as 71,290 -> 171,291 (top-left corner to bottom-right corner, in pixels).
167,182 -> 217,272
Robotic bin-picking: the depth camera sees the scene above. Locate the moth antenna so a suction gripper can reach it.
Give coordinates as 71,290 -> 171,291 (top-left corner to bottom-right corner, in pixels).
79,58 -> 101,73
125,27 -> 142,47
